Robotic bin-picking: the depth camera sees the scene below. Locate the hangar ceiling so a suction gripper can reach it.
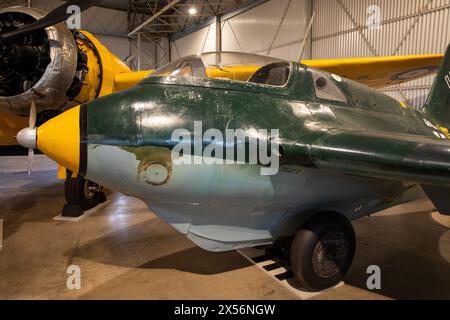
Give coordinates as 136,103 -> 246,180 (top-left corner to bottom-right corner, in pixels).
57,0 -> 254,41
0,1 -> 253,41
125,0 -> 253,41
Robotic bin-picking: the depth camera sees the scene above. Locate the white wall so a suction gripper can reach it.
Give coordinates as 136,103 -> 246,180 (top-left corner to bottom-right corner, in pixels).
311,0 -> 450,108
169,0 -> 450,109
157,38 -> 171,68
171,0 -> 312,62
171,23 -> 217,59
222,0 -> 312,61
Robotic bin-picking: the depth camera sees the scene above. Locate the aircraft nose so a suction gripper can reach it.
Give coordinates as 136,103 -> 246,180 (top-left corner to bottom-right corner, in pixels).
34,105 -> 83,175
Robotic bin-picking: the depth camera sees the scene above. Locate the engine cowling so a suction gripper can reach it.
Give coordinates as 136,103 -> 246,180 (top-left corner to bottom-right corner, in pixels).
0,6 -> 138,146
0,6 -> 77,116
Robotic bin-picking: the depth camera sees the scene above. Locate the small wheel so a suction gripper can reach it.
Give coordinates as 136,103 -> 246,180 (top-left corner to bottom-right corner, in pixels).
65,174 -> 106,211
290,212 -> 356,291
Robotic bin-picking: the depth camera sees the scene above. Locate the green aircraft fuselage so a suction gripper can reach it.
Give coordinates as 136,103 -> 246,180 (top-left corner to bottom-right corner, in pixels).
88,64 -> 441,150
69,57 -> 450,251
21,46 -> 449,251
87,63 -> 450,184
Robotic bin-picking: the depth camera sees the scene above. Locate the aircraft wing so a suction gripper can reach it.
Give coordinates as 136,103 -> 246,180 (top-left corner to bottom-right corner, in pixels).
114,70 -> 154,92
283,130 -> 450,213
112,54 -> 444,92
302,54 -> 443,89
285,130 -> 450,186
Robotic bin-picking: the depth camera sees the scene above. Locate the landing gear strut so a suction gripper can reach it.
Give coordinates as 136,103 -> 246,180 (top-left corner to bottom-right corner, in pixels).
61,172 -> 106,218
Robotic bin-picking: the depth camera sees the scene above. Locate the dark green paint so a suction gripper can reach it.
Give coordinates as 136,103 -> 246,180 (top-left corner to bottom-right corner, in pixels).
85,45 -> 450,187
426,44 -> 450,127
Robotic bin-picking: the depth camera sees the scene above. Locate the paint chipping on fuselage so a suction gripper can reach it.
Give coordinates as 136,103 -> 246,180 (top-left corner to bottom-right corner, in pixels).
121,146 -> 173,186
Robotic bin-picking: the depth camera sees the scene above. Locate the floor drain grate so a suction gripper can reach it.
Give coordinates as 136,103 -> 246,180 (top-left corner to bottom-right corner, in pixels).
238,247 -> 344,300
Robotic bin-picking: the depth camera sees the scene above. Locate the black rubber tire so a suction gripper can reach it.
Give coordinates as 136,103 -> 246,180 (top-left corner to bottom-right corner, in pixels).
290,212 -> 356,291
64,175 -> 105,211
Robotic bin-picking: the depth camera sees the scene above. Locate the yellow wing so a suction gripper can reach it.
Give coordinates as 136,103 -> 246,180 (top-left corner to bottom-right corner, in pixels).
113,65 -> 260,90
302,54 -> 444,89
114,70 -> 153,92
114,54 -> 444,90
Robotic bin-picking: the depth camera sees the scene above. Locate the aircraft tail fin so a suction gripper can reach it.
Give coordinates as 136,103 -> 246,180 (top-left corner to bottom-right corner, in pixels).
424,43 -> 450,127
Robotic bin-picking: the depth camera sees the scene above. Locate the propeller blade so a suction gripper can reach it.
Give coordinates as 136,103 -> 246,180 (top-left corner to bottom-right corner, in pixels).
29,99 -> 36,128
27,147 -> 34,176
1,0 -> 102,45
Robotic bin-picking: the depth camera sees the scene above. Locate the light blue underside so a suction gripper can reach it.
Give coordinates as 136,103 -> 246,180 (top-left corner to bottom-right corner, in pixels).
86,144 -> 424,252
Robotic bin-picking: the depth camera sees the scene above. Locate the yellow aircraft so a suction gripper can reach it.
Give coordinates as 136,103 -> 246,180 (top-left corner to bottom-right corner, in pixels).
0,1 -> 443,215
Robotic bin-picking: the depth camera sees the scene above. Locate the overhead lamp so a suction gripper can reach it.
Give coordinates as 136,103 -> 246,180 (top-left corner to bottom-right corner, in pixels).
188,7 -> 197,15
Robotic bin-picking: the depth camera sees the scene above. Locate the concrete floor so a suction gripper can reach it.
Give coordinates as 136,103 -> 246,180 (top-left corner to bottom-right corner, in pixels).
0,155 -> 449,300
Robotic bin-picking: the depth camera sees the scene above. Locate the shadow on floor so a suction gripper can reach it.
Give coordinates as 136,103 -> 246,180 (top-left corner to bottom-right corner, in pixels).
68,207 -> 450,296
138,247 -> 251,274
344,210 -> 450,300
67,219 -> 251,275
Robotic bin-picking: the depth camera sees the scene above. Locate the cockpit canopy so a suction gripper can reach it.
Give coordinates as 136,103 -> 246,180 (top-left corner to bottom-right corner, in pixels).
150,52 -> 291,87
146,52 -> 405,115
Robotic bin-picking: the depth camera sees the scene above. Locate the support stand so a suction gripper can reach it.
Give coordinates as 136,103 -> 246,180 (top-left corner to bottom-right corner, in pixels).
61,204 -> 84,218
60,192 -> 107,218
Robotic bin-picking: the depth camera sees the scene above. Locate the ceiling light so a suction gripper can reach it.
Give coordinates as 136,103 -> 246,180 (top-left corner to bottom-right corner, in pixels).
188,7 -> 197,15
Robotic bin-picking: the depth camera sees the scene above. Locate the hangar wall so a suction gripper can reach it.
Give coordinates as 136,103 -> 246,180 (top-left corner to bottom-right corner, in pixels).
311,0 -> 450,108
171,0 -> 312,61
221,0 -> 312,61
170,0 -> 450,109
157,38 -> 171,68
171,23 -> 217,59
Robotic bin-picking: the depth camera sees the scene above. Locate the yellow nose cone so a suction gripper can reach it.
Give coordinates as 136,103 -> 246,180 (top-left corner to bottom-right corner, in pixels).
37,105 -> 80,175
